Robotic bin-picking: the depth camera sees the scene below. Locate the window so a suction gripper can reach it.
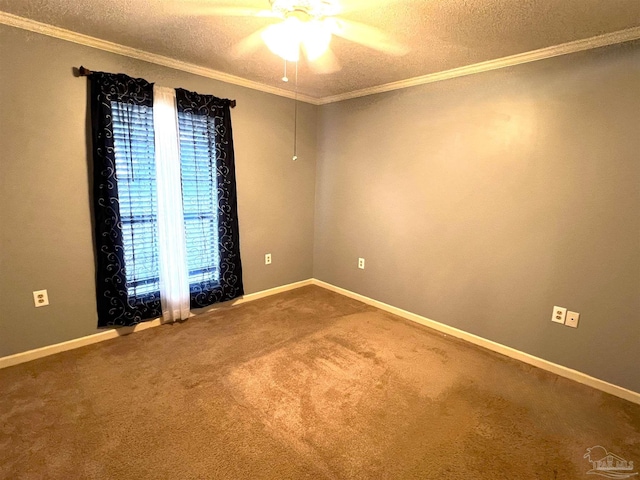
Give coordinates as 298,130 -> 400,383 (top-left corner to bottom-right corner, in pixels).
111,100 -> 160,298
178,111 -> 220,286
110,102 -> 223,298
90,72 -> 243,327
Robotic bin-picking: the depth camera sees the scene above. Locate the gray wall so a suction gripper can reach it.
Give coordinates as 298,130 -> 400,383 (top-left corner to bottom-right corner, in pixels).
0,25 -> 317,357
314,41 -> 640,392
2,23 -> 639,393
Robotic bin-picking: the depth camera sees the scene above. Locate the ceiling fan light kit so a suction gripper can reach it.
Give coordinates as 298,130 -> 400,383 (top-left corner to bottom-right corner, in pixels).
161,0 -> 410,162
172,0 -> 406,73
262,0 -> 338,62
262,17 -> 332,61
269,0 -> 340,18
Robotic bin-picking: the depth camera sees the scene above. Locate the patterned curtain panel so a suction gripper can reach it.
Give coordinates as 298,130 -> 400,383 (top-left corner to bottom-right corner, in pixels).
90,72 -> 162,326
175,88 -> 244,308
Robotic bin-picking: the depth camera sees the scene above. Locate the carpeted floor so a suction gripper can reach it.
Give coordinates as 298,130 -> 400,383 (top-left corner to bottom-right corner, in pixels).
1,285 -> 638,479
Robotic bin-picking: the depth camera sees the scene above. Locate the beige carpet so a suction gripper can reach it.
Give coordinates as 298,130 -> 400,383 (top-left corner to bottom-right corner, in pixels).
1,285 -> 638,479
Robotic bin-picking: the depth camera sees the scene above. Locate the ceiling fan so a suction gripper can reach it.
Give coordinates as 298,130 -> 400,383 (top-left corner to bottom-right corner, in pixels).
171,0 -> 408,73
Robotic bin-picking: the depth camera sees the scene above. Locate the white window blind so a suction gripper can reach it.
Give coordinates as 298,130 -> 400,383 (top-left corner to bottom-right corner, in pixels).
111,100 -> 160,298
109,93 -> 226,312
178,112 -> 220,286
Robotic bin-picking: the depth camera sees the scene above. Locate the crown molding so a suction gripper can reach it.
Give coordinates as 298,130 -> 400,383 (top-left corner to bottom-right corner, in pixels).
0,11 -> 321,105
2,11 -> 639,106
317,26 -> 640,105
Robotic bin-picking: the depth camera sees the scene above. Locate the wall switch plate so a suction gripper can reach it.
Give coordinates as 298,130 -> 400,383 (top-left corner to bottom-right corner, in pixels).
265,253 -> 272,265
33,290 -> 49,307
552,306 -> 566,324
565,311 -> 580,328
358,258 -> 365,269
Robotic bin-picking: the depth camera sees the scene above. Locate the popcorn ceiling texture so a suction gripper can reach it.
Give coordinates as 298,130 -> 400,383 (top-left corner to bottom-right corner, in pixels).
1,0 -> 640,98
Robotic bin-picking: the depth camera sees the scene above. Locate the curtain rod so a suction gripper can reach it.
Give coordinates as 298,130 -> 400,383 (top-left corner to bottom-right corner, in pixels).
76,66 -> 237,108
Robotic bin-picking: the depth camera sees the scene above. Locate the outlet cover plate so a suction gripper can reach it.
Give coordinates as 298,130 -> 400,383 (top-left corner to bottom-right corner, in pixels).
358,258 -> 365,269
552,306 -> 566,324
265,253 -> 272,265
565,311 -> 580,328
33,290 -> 49,307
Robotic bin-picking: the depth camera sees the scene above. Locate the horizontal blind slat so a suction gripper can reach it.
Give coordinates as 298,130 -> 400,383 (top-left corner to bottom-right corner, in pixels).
111,100 -> 160,298
178,111 -> 220,285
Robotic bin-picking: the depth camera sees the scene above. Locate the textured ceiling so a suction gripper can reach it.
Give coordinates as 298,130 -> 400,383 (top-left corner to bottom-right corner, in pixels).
2,0 -> 640,100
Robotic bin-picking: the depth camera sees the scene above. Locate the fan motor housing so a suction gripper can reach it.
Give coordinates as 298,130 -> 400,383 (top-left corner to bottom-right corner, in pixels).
269,0 -> 340,19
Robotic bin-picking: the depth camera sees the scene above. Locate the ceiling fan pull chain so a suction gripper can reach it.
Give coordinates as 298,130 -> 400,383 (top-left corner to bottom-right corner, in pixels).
292,60 -> 298,161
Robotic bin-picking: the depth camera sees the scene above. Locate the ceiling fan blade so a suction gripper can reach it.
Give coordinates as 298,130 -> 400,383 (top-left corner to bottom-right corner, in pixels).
166,3 -> 281,18
307,47 -> 341,74
328,18 -> 409,56
231,26 -> 271,58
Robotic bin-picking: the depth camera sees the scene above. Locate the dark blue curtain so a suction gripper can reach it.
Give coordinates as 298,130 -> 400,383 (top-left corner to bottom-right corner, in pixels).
175,88 -> 244,308
90,72 -> 162,327
90,74 -> 243,326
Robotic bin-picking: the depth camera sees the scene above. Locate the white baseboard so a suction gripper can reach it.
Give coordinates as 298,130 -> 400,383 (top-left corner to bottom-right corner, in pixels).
228,279 -> 313,305
312,279 -> 640,405
0,318 -> 165,370
0,279 -> 313,370
2,277 -> 637,405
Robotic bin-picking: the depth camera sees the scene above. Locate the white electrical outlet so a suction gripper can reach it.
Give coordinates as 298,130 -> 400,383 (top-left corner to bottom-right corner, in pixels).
265,253 -> 272,265
358,258 -> 365,269
552,306 -> 566,324
565,311 -> 580,328
33,290 -> 49,307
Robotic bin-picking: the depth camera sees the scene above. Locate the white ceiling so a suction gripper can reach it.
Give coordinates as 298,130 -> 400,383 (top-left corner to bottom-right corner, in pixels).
1,0 -> 640,102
